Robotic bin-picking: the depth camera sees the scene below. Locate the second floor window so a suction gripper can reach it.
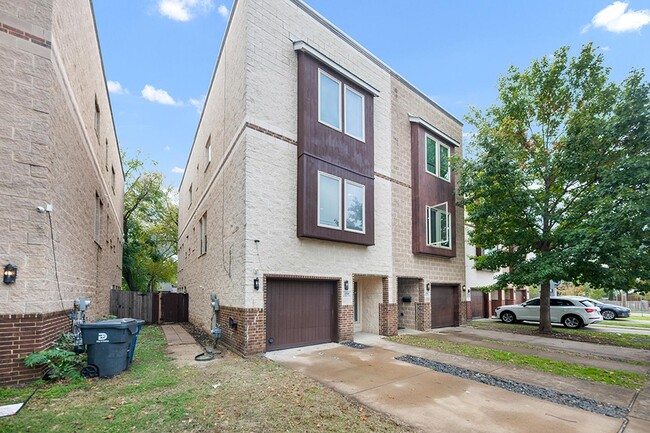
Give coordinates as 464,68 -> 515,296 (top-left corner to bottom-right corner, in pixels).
426,202 -> 451,249
318,172 -> 341,229
199,213 -> 207,255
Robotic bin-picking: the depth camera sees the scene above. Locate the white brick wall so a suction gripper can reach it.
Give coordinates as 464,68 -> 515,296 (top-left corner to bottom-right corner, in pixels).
0,0 -> 123,316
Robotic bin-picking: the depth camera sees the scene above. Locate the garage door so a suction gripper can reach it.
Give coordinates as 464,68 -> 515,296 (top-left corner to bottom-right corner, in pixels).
266,279 -> 337,351
514,290 -> 524,304
431,285 -> 457,328
470,289 -> 486,319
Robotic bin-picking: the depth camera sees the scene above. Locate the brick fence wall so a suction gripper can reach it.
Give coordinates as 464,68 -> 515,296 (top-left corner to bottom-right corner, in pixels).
0,310 -> 71,386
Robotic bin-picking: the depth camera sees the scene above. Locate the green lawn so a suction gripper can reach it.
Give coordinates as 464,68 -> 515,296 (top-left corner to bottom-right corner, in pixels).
387,335 -> 647,390
0,326 -> 408,433
628,314 -> 650,321
594,320 -> 650,329
468,320 -> 650,350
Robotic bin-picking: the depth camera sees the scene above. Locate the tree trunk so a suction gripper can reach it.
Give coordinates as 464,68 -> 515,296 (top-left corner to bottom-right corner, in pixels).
539,280 -> 552,333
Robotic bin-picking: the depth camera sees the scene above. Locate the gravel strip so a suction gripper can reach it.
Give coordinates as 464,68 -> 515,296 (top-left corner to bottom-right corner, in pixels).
341,341 -> 371,350
396,354 -> 628,419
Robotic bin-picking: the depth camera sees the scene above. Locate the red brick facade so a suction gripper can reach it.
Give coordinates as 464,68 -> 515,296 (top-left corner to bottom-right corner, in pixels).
379,303 -> 398,336
216,306 -> 265,356
415,302 -> 431,331
0,310 -> 71,386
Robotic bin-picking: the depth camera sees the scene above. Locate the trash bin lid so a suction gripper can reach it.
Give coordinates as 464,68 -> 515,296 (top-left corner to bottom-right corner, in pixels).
79,318 -> 139,333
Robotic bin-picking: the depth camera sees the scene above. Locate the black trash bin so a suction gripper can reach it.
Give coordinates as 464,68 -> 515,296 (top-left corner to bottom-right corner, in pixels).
79,318 -> 139,378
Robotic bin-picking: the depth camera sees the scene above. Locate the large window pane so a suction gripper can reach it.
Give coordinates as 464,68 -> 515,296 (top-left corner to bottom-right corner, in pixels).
344,87 -> 364,140
426,136 -> 437,175
344,180 -> 365,233
426,202 -> 451,248
319,71 -> 341,129
439,144 -> 450,181
318,172 -> 341,228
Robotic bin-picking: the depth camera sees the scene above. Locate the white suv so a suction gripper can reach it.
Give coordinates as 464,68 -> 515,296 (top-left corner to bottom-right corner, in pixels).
495,296 -> 603,329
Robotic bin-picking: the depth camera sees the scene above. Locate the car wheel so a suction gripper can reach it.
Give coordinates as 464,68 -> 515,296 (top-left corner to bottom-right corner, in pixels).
562,315 -> 583,329
500,311 -> 516,324
602,310 -> 616,320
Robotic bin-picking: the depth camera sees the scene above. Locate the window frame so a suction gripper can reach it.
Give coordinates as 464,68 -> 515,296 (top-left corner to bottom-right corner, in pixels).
343,179 -> 365,234
94,193 -> 103,245
94,97 -> 101,139
343,85 -> 365,142
426,202 -> 452,249
199,213 -> 208,256
424,133 -> 451,183
205,135 -> 212,169
111,166 -> 116,193
317,69 -> 342,131
317,171 -> 342,230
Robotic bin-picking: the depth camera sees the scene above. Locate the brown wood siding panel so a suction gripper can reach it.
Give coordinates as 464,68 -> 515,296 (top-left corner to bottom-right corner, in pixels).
297,51 -> 375,246
297,52 -> 374,177
161,293 -> 189,323
470,289 -> 486,319
266,279 -> 337,351
411,124 -> 457,257
297,155 -> 374,245
431,286 -> 457,328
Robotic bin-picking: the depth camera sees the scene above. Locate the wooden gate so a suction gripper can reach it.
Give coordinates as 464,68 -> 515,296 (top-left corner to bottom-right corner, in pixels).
110,290 -> 159,323
160,292 -> 189,323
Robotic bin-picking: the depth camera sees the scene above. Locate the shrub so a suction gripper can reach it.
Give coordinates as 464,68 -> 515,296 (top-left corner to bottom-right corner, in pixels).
24,333 -> 85,380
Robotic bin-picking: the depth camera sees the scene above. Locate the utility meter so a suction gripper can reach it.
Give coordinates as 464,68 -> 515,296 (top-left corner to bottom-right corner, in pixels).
210,293 -> 220,312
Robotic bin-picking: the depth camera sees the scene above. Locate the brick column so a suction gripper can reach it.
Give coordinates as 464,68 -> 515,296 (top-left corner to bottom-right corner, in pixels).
379,276 -> 397,336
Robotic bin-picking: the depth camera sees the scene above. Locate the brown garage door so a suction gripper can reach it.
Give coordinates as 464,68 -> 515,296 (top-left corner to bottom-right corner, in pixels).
266,279 -> 337,351
470,289 -> 486,319
431,285 -> 457,328
514,290 -> 524,304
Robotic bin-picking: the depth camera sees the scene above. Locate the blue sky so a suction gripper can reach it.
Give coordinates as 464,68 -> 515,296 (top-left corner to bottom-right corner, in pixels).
93,1 -> 650,188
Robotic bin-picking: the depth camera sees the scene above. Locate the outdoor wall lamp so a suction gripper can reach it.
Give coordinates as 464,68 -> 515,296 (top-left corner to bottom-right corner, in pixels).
253,277 -> 260,290
3,264 -> 17,284
426,283 -> 430,292
344,280 -> 349,291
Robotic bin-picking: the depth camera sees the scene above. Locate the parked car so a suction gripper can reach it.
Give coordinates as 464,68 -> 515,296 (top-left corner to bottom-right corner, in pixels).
584,299 -> 631,320
495,296 -> 603,329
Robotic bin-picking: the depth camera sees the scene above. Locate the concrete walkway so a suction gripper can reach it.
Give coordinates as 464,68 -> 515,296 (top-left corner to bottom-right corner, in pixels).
267,328 -> 650,433
161,324 -> 197,345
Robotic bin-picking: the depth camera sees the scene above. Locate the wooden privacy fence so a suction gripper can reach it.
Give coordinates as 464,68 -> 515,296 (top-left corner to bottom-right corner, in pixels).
109,290 -> 190,323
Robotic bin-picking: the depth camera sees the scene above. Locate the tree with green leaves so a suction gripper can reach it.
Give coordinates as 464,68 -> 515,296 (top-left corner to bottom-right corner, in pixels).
459,44 -> 649,333
123,153 -> 178,292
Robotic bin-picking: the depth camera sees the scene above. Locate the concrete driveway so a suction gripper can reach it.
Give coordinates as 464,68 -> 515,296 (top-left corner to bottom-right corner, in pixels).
267,341 -> 627,433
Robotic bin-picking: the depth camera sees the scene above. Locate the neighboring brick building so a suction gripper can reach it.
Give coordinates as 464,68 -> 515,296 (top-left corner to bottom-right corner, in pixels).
177,0 -> 464,355
0,0 -> 123,385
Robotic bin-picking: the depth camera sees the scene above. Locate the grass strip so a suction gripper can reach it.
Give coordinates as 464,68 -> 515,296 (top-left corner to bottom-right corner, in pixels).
387,335 -> 647,390
468,320 -> 650,350
0,326 -> 409,433
594,320 -> 650,329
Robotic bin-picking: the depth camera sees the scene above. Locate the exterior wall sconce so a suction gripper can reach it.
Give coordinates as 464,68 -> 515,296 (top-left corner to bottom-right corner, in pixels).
426,282 -> 430,292
344,280 -> 349,291
3,264 -> 17,284
253,277 -> 260,290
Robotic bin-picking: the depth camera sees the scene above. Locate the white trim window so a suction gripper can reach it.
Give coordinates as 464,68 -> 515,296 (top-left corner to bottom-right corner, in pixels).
205,135 -> 212,167
344,179 -> 365,233
318,70 -> 342,130
344,85 -> 364,141
317,171 -> 341,229
426,202 -> 451,249
425,134 -> 451,182
199,213 -> 208,255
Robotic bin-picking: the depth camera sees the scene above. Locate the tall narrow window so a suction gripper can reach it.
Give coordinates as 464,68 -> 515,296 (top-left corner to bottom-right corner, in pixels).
317,171 -> 341,229
439,143 -> 450,181
344,86 -> 364,141
94,193 -> 103,244
188,184 -> 193,207
105,139 -> 109,169
426,202 -> 451,248
111,166 -> 116,193
94,97 -> 100,139
199,213 -> 207,255
426,136 -> 437,175
344,179 -> 365,233
205,136 -> 212,167
318,70 -> 341,130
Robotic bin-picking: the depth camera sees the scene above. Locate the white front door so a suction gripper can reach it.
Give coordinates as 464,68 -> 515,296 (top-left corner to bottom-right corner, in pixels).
353,282 -> 362,333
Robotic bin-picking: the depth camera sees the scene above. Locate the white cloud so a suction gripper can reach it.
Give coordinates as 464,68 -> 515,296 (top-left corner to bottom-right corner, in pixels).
171,166 -> 185,174
217,4 -> 229,17
189,95 -> 206,113
158,0 -> 214,22
141,85 -> 181,106
586,2 -> 650,33
601,46 -> 611,52
107,80 -> 128,95
165,146 -> 171,151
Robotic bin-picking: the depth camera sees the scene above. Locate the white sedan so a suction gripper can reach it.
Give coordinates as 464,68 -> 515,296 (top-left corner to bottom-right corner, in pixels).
495,296 -> 603,329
